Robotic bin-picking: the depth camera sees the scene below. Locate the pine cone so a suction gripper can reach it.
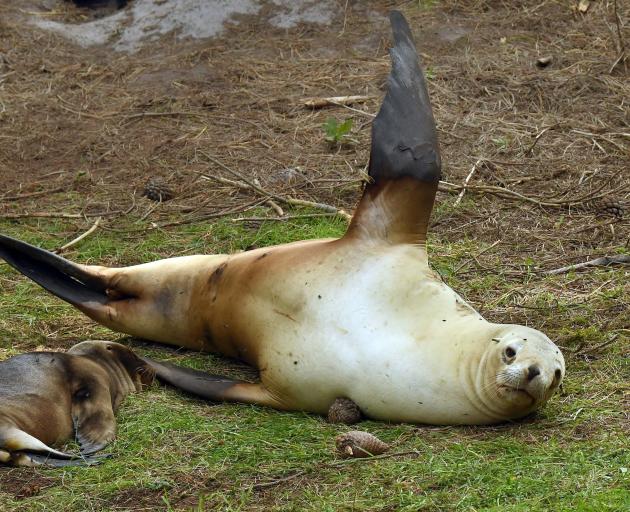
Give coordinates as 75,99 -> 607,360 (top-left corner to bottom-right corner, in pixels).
327,398 -> 362,425
335,431 -> 389,458
142,178 -> 174,202
594,197 -> 624,219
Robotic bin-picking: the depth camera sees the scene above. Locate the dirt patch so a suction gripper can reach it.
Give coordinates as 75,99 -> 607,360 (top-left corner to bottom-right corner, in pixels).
107,468 -> 223,511
0,468 -> 59,499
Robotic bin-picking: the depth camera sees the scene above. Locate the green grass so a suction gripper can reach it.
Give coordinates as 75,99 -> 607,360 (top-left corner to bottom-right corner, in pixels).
0,214 -> 628,511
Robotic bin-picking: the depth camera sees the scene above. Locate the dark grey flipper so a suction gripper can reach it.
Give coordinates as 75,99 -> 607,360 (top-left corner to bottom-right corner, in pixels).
369,10 -> 441,185
21,452 -> 109,467
347,11 -> 442,244
143,357 -> 246,401
0,234 -> 109,306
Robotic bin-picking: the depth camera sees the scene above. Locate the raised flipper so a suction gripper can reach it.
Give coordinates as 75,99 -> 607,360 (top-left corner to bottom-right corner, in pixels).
0,234 -> 109,307
144,357 -> 284,409
346,11 -> 441,245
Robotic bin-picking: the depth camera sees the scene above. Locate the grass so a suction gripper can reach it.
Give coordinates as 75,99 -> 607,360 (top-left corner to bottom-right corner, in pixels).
0,213 -> 628,511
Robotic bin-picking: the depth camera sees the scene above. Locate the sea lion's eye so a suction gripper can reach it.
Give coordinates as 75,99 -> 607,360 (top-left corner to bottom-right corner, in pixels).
505,347 -> 516,359
554,369 -> 562,380
74,387 -> 90,400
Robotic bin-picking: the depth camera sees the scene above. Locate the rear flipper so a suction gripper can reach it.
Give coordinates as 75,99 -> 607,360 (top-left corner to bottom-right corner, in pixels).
144,357 -> 284,409
0,234 -> 109,307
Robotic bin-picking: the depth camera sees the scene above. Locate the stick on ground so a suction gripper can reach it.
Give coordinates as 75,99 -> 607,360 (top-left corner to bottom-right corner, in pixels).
546,254 -> 630,275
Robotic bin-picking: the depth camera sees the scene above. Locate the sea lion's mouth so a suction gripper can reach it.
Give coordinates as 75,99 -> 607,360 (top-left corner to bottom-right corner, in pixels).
499,385 -> 536,403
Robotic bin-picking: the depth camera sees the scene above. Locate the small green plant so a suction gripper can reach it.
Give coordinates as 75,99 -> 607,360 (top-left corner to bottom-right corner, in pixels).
323,117 -> 353,144
492,136 -> 509,151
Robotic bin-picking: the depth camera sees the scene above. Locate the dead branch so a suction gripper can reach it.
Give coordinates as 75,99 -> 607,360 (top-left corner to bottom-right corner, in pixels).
546,254 -> 630,275
453,240 -> 501,273
437,180 -> 614,208
453,159 -> 482,206
250,449 -> 420,490
1,211 -> 119,219
1,186 -> 65,202
232,213 -> 338,222
197,152 -> 352,220
576,334 -> 620,355
266,199 -> 284,217
156,199 -> 266,229
56,217 -> 101,253
303,95 -> 370,109
610,0 -> 627,74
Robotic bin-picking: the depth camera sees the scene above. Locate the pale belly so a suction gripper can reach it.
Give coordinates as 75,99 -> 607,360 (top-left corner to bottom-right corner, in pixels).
241,243 -> 493,424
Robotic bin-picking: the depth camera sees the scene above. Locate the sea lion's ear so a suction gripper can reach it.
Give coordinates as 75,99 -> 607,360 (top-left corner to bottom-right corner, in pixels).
71,383 -> 116,455
346,11 -> 441,245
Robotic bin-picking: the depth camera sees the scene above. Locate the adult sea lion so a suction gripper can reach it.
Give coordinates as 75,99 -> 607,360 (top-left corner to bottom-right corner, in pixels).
0,341 -> 154,467
0,11 -> 564,425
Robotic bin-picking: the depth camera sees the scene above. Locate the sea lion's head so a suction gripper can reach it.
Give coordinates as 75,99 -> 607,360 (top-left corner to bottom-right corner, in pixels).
68,340 -> 155,398
485,325 -> 565,419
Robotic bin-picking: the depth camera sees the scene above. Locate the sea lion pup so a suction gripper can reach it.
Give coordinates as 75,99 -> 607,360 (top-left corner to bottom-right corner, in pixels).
0,11 -> 564,425
0,341 -> 154,467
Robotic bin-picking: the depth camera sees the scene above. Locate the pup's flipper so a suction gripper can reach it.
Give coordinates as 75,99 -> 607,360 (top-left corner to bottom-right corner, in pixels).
0,234 -> 108,307
347,11 -> 441,245
0,426 -> 75,460
8,452 -> 108,467
0,427 -> 105,467
11,452 -> 109,468
144,357 -> 283,408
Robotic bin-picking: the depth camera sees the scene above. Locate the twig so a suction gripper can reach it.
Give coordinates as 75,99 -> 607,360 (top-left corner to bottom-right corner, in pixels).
438,180 -> 613,208
155,199 -> 266,228
1,187 -> 65,202
453,159 -> 482,206
576,335 -> 620,355
266,200 -> 284,217
546,255 -> 630,275
609,0 -> 627,74
232,213 -> 338,222
1,211 -> 119,219
251,449 -> 420,490
303,95 -> 370,109
56,217 -> 101,253
123,111 -> 206,121
526,124 -> 558,154
197,152 -> 352,220
453,240 -> 501,273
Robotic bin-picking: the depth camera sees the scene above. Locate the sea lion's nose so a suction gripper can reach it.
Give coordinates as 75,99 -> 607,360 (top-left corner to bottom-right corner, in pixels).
527,365 -> 540,381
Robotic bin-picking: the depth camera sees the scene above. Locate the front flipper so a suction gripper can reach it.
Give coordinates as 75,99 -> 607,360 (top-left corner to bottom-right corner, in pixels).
144,357 -> 284,409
